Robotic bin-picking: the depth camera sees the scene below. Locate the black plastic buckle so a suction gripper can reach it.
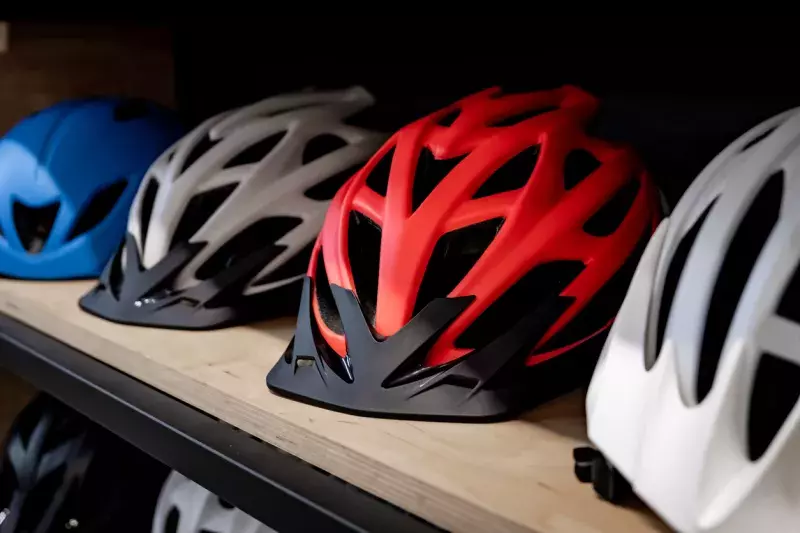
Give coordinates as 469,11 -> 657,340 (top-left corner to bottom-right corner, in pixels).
573,446 -> 632,504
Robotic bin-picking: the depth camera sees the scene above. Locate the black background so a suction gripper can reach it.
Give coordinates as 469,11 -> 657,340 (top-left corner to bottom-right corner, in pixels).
172,17 -> 800,207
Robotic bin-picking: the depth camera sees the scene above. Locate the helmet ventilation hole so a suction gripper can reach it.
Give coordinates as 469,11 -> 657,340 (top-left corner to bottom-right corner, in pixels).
194,217 -> 301,281
455,260 -> 584,352
164,507 -> 180,533
739,125 -> 779,153
488,106 -> 558,128
747,351 -> 800,460
253,242 -> 315,287
314,250 -> 344,334
302,134 -> 348,164
347,212 -> 382,326
138,178 -> 159,250
777,256 -> 800,322
436,109 -> 460,127
583,177 -> 640,237
411,147 -> 467,212
472,145 -> 540,199
67,179 -> 128,241
217,497 -> 234,509
364,147 -> 394,196
653,200 -> 715,369
537,230 -> 650,354
413,218 -> 504,318
181,135 -> 222,173
698,170 -> 782,403
169,184 -> 238,251
304,163 -> 362,201
13,201 -> 60,254
222,131 -> 286,169
563,149 -> 600,190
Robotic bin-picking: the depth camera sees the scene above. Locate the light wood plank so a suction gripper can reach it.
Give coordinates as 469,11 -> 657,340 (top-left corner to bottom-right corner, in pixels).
0,279 -> 667,533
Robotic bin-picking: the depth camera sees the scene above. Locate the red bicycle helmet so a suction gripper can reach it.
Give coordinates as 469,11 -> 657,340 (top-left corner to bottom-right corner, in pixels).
267,86 -> 663,420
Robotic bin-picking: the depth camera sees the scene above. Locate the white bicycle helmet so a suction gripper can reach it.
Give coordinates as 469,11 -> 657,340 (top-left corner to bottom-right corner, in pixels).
152,471 -> 275,533
583,106 -> 800,532
80,86 -> 388,329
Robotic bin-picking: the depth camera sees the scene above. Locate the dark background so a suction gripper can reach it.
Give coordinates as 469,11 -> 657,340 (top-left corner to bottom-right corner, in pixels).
172,17 -> 800,206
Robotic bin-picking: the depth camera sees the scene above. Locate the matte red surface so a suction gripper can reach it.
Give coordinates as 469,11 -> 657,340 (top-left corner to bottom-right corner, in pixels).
309,86 -> 661,367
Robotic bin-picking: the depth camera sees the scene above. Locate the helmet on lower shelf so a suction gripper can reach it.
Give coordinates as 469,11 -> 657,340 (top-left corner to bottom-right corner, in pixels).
152,471 -> 275,533
0,394 -> 169,533
585,106 -> 800,532
80,86 -> 388,330
0,97 -> 185,279
267,85 -> 663,420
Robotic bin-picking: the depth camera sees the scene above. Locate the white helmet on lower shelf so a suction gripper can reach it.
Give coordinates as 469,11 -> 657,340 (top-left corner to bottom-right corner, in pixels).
585,105 -> 800,532
152,471 -> 276,533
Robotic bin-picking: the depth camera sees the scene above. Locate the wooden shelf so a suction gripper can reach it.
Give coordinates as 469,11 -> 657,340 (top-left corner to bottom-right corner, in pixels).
0,279 -> 667,533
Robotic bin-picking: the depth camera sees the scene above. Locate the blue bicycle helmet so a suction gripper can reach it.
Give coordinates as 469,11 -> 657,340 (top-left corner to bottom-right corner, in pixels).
0,97 -> 184,279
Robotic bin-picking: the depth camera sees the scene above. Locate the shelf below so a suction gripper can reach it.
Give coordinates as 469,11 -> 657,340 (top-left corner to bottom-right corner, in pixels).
0,279 -> 666,533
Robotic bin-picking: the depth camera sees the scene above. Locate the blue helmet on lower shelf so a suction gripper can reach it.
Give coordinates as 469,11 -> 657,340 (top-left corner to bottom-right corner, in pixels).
0,97 -> 185,279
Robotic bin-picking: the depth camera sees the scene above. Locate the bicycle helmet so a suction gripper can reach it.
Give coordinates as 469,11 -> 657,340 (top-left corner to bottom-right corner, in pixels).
583,107 -> 800,532
0,394 -> 169,532
0,97 -> 184,279
79,86 -> 388,330
267,85 -> 663,420
152,471 -> 275,533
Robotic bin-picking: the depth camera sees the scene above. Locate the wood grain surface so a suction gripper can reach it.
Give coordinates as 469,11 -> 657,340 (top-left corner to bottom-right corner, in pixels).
0,279 -> 668,533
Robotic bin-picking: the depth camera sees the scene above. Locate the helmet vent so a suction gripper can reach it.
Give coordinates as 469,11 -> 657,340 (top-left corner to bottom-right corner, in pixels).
314,249 -> 344,334
169,184 -> 238,251
583,177 -> 640,237
222,131 -> 286,169
217,497 -> 234,509
67,179 -> 128,241
698,170 -> 782,403
537,229 -> 650,354
195,217 -> 300,281
138,178 -> 160,250
747,351 -> 800,461
13,201 -> 60,254
563,149 -> 600,190
253,241 -> 314,287
107,249 -> 125,299
304,163 -> 362,201
164,507 -> 180,533
740,125 -> 778,153
411,147 -> 467,212
455,260 -> 584,351
777,259 -> 800,322
488,106 -> 558,128
347,212 -> 382,326
413,218 -> 504,318
473,145 -> 540,199
302,134 -> 348,164
364,147 -> 394,196
653,200 -> 715,369
436,109 -> 460,127
182,135 -> 222,174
